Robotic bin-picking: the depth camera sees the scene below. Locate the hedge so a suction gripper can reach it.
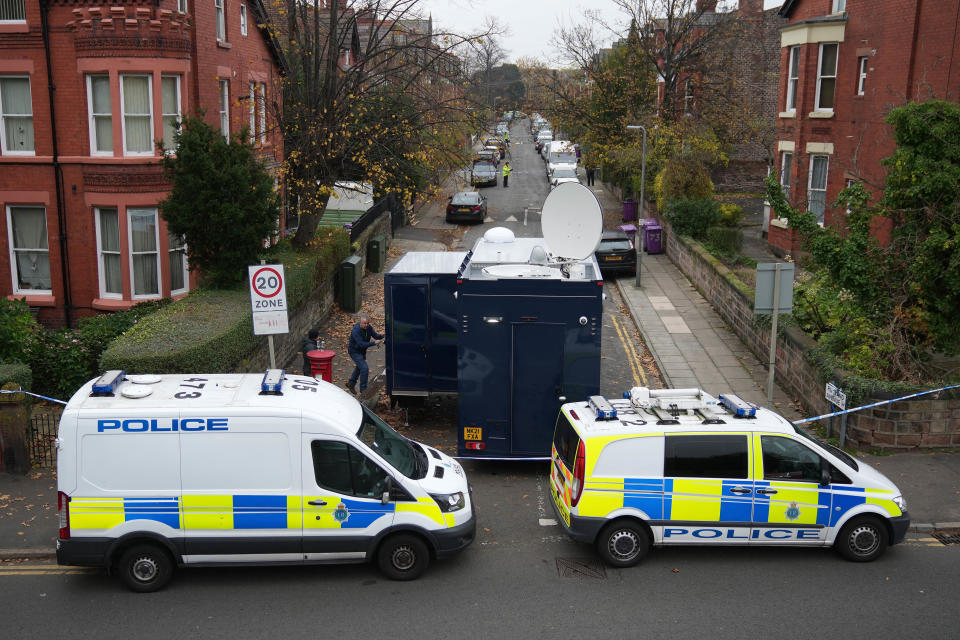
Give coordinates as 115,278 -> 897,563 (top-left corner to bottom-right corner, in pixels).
0,362 -> 32,392
99,230 -> 349,374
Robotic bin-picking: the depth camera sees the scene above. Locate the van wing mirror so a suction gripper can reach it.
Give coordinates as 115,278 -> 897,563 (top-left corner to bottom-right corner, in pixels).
820,465 -> 832,486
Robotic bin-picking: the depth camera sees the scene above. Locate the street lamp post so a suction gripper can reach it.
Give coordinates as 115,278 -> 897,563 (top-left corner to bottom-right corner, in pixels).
626,125 -> 647,288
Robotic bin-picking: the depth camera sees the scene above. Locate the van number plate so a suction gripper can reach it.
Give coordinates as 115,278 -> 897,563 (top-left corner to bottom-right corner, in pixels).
464,427 -> 482,441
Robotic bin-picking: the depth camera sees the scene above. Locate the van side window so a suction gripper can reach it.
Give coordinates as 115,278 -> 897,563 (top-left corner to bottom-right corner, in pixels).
664,435 -> 748,479
311,440 -> 389,498
761,436 -> 823,482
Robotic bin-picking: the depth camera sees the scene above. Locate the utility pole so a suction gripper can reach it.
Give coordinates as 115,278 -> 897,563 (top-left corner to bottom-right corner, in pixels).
626,125 -> 647,288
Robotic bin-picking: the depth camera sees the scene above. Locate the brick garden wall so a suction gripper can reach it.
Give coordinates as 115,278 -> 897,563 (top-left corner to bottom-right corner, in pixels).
662,217 -> 960,450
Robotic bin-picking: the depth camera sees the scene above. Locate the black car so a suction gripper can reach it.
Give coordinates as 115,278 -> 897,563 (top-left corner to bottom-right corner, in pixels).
471,161 -> 498,187
446,191 -> 488,223
594,230 -> 637,274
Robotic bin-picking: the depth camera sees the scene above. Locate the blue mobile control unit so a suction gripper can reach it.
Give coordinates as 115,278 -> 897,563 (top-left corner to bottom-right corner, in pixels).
456,232 -> 603,458
384,252 -> 468,404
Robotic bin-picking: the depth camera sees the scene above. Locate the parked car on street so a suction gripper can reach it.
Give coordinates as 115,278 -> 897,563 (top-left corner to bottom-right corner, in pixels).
471,161 -> 498,187
550,166 -> 582,189
446,191 -> 488,223
476,149 -> 499,166
594,229 -> 636,274
484,137 -> 506,154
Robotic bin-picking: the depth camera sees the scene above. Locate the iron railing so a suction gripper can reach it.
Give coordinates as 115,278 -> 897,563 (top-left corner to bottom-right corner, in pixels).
29,410 -> 60,468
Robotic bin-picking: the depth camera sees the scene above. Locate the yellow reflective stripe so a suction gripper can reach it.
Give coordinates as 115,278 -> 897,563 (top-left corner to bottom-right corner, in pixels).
287,495 -> 303,529
578,488 -> 623,518
670,479 -> 722,521
303,496 -> 343,529
396,497 -> 445,526
181,495 -> 233,530
751,433 -> 764,479
866,495 -> 902,517
763,486 -> 821,524
70,497 -> 124,530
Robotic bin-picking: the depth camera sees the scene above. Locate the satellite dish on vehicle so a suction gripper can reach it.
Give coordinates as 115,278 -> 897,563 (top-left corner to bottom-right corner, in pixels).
120,384 -> 153,399
483,227 -> 515,243
541,182 -> 602,260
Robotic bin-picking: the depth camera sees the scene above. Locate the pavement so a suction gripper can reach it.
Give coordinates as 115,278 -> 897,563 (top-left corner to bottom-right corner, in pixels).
2,166 -> 957,563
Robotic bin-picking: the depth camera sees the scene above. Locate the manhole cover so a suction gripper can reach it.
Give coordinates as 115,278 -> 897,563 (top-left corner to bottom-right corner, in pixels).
556,557 -> 607,579
931,528 -> 960,545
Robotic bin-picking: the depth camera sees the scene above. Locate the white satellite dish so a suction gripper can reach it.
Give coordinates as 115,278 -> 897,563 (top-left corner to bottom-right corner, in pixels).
541,182 -> 603,260
120,384 -> 153,399
483,227 -> 515,243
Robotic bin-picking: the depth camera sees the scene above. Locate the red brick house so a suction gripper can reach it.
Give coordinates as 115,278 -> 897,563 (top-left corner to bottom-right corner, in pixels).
0,0 -> 286,327
769,0 -> 960,254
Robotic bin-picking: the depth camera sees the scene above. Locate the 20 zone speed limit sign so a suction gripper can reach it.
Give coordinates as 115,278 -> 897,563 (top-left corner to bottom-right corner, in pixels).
249,264 -> 289,335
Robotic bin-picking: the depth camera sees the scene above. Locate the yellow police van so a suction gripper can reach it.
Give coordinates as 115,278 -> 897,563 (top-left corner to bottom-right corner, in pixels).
550,387 -> 909,567
56,370 -> 475,591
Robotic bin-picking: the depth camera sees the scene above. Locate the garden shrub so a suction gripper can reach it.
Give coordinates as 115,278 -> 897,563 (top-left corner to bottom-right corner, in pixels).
706,226 -> 743,254
0,298 -> 40,363
654,156 -> 714,212
719,203 -> 743,227
664,198 -> 722,240
0,362 -> 31,392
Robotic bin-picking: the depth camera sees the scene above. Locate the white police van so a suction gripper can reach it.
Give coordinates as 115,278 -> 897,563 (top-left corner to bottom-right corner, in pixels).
550,387 -> 910,567
56,370 -> 475,591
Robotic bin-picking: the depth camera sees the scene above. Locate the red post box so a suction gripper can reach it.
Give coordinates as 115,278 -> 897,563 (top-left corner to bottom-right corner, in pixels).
306,350 -> 336,383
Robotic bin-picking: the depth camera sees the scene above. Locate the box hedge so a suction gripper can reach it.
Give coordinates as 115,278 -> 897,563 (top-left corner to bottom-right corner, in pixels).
0,362 -> 32,392
99,229 -> 349,374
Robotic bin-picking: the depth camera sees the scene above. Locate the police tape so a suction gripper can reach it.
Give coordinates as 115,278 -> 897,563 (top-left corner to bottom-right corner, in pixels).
0,387 -> 68,405
792,384 -> 960,425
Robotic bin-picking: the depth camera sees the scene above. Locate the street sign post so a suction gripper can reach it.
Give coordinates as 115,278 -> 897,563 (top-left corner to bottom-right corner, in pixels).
825,382 -> 848,445
755,262 -> 795,408
249,263 -> 289,368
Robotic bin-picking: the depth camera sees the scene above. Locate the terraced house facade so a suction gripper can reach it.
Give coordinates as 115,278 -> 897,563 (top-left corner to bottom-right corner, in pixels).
769,0 -> 960,253
0,0 -> 285,327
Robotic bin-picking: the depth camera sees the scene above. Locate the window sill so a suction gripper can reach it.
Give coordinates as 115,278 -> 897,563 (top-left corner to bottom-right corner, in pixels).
217,40 -> 232,50
8,293 -> 56,307
0,23 -> 30,34
92,298 -> 137,311
778,111 -> 796,119
808,111 -> 835,119
0,155 -> 52,163
769,218 -> 790,230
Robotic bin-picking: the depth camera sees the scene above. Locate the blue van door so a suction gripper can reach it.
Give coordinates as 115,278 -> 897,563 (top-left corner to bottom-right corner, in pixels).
511,323 -> 565,456
389,284 -> 428,391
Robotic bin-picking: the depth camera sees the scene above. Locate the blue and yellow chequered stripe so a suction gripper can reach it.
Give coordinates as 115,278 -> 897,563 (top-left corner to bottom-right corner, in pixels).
69,495 -> 453,531
578,477 -> 900,525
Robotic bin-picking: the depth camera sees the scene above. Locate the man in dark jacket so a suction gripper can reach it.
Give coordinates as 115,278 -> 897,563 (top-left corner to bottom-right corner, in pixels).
302,329 -> 320,377
346,313 -> 383,393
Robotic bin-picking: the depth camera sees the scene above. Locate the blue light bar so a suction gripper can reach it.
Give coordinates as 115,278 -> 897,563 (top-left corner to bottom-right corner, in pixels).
261,369 -> 285,394
91,370 -> 126,396
588,395 -> 618,420
719,393 -> 756,418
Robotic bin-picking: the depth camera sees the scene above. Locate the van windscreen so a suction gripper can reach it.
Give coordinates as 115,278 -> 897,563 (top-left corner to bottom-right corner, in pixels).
358,407 -> 425,479
552,412 -> 581,471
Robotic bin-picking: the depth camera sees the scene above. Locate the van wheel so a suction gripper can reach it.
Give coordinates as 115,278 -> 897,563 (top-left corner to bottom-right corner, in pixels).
835,516 -> 888,562
597,520 -> 650,568
377,534 -> 430,581
117,544 -> 174,593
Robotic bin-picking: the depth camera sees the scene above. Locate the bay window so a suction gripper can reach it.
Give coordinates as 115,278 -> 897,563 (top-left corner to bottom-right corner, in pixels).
808,155 -> 829,224
161,75 -> 181,152
7,205 -> 50,294
96,207 -> 122,298
87,75 -> 113,155
0,76 -> 35,154
815,43 -> 838,112
121,74 -> 153,155
129,208 -> 160,298
785,47 -> 799,112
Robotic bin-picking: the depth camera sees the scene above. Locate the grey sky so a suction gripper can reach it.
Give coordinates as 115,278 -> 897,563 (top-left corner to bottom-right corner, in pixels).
419,0 -> 783,64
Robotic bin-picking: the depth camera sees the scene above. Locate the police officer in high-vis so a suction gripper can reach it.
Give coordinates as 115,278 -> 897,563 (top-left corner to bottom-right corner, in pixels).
502,162 -> 511,188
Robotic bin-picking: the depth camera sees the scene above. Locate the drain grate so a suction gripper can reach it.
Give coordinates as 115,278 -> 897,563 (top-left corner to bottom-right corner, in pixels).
931,528 -> 960,545
556,557 -> 607,579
